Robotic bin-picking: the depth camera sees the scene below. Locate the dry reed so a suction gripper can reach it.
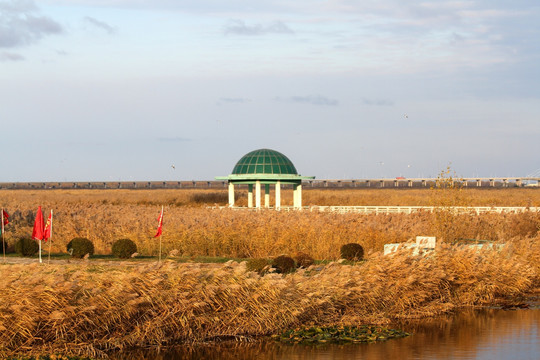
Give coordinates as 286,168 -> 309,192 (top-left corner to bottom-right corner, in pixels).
0,189 -> 539,258
0,236 -> 537,358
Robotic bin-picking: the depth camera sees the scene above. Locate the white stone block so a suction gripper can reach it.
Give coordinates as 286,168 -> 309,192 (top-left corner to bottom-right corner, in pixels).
384,244 -> 401,255
416,236 -> 436,249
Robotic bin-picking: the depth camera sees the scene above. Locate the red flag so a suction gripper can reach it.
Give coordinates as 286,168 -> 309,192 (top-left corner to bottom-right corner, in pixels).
32,206 -> 45,241
2,210 -> 8,226
43,210 -> 53,242
154,206 -> 163,238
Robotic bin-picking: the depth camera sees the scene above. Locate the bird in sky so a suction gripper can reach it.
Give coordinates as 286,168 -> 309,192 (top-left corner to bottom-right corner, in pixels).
171,165 -> 176,170
404,114 -> 408,119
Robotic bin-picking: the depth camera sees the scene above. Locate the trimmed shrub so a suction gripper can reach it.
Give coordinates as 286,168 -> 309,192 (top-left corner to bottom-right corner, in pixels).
4,242 -> 15,254
112,238 -> 137,259
67,237 -> 95,258
66,239 -> 73,253
340,243 -> 364,261
246,258 -> 271,275
294,252 -> 315,268
272,255 -> 296,274
15,238 -> 39,257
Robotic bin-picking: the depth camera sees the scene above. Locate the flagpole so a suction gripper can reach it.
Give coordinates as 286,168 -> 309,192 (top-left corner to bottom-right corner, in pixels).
1,208 -> 5,263
32,206 -> 45,264
156,205 -> 163,264
159,234 -> 162,263
48,210 -> 53,264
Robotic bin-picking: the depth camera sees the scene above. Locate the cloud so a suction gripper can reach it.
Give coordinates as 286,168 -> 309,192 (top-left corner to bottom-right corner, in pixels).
157,137 -> 192,143
361,98 -> 394,106
0,0 -> 62,48
275,95 -> 339,106
219,97 -> 251,103
84,16 -> 116,34
0,0 -> 37,13
223,20 -> 294,36
42,1 -> 298,14
0,50 -> 23,61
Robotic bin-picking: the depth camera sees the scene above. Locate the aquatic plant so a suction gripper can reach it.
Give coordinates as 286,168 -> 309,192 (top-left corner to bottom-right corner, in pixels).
276,325 -> 410,344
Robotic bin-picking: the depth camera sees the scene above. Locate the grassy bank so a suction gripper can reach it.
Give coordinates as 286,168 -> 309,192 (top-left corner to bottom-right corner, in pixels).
1,236 -> 539,358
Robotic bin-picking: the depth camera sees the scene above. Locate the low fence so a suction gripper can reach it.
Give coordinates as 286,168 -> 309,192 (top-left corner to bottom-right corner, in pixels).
308,206 -> 540,214
221,205 -> 540,214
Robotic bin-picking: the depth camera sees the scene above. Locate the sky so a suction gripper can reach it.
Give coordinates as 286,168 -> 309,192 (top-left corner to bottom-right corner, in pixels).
1,0 -> 539,182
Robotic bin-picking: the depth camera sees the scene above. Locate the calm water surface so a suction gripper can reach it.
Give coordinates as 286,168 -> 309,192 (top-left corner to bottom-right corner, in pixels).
112,309 -> 540,360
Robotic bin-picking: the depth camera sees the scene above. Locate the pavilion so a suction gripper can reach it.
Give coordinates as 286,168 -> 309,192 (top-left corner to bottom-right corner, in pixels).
216,149 -> 315,209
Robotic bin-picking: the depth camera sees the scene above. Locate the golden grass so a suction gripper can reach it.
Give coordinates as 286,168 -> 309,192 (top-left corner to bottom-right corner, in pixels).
1,187 -> 538,357
0,189 -> 539,258
0,236 -> 538,358
303,188 -> 540,207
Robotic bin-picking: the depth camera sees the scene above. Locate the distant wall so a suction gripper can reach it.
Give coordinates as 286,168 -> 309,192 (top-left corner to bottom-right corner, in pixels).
1,178 -> 538,190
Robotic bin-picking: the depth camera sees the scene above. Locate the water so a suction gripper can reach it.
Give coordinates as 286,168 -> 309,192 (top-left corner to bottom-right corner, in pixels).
112,309 -> 540,360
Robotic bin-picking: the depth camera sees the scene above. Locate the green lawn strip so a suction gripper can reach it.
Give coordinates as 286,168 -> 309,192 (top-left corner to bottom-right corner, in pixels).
3,254 -> 365,268
2,253 -> 249,263
5,356 -> 91,360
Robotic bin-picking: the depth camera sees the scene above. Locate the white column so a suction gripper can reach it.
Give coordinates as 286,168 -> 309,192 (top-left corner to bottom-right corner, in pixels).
293,183 -> 302,209
255,180 -> 261,209
275,181 -> 281,210
228,182 -> 235,207
264,184 -> 270,208
248,184 -> 253,208
297,183 -> 302,209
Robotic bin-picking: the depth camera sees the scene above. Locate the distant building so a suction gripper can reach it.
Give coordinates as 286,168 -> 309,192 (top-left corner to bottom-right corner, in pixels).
216,149 -> 315,209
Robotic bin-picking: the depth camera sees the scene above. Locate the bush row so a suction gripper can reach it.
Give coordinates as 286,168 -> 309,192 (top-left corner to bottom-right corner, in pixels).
246,243 -> 365,275
13,237 -> 138,259
12,238 -> 363,265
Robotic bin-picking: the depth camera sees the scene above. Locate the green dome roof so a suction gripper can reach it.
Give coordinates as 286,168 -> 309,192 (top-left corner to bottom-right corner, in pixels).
232,149 -> 298,175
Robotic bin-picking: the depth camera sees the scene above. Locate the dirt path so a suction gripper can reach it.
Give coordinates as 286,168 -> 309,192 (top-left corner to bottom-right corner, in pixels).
0,256 -> 150,266
0,256 -> 228,269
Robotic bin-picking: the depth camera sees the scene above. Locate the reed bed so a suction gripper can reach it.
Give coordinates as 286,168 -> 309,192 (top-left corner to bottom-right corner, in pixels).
2,205 -> 540,259
1,188 -> 538,358
0,237 -> 538,358
0,189 -> 539,258
1,187 -> 539,207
